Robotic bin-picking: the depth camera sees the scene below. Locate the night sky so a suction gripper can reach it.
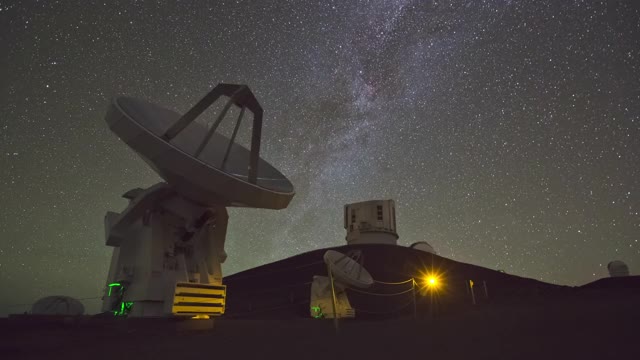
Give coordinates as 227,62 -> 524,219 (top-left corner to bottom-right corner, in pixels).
1,1 -> 639,315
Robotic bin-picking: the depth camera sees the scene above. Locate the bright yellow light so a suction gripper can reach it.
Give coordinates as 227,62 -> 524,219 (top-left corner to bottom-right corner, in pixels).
420,272 -> 442,291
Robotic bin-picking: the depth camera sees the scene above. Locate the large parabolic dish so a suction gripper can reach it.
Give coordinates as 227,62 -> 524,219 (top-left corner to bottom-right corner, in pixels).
105,84 -> 294,209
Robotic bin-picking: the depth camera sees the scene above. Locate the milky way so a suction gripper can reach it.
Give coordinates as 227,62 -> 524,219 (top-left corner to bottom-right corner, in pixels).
1,1 -> 639,315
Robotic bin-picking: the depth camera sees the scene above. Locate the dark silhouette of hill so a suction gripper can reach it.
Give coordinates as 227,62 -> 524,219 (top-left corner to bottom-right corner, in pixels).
2,244 -> 639,359
580,275 -> 640,290
223,244 -> 572,319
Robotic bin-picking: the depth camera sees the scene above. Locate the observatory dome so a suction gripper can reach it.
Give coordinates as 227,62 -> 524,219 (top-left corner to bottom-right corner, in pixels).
344,200 -> 398,245
31,296 -> 84,316
607,260 -> 630,277
409,241 -> 437,254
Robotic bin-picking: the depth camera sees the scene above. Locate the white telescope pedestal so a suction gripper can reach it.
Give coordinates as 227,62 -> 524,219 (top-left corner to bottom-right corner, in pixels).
102,183 -> 228,317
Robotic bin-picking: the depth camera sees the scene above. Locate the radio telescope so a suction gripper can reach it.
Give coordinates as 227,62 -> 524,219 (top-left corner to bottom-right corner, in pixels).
310,250 -> 373,319
102,84 -> 294,317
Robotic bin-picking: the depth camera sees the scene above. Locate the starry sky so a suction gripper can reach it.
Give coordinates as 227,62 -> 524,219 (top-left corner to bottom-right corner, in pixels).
1,0 -> 639,315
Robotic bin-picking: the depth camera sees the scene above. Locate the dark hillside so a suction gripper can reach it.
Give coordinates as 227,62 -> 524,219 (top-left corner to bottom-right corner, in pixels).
223,244 -> 572,319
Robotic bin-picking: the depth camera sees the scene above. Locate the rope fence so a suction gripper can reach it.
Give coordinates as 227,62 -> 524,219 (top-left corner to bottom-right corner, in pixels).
347,287 -> 415,297
373,278 -> 414,285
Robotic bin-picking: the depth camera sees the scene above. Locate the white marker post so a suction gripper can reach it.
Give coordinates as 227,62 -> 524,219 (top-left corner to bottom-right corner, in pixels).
483,280 -> 489,300
327,263 -> 339,333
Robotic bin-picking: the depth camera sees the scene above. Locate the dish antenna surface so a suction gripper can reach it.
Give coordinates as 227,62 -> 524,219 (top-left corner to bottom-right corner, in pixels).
310,250 -> 373,321
106,83 -> 294,209
102,84 -> 294,318
324,250 -> 374,288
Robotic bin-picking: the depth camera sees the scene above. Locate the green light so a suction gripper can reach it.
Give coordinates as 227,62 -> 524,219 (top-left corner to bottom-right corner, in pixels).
311,305 -> 324,319
114,301 -> 134,317
107,283 -> 122,297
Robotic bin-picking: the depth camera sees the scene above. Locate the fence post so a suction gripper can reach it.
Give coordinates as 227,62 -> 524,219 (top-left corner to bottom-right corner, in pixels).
327,263 -> 339,334
412,278 -> 417,320
483,281 -> 489,300
469,280 -> 476,305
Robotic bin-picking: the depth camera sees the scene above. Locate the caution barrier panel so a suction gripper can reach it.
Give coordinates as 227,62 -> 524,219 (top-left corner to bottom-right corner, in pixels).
172,282 -> 226,316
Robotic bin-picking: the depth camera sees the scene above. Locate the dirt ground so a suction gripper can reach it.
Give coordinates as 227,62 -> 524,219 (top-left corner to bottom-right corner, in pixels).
1,294 -> 638,360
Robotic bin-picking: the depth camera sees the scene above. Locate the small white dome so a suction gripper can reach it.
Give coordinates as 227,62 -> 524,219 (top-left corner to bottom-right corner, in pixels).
410,241 -> 437,254
31,296 -> 85,315
607,260 -> 630,277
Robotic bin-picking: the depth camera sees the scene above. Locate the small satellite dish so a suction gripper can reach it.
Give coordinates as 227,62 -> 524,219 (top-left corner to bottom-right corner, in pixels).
105,83 -> 294,209
311,250 -> 373,320
323,249 -> 374,288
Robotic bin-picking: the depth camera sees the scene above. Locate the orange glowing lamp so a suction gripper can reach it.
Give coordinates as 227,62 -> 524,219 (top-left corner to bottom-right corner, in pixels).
422,273 -> 441,290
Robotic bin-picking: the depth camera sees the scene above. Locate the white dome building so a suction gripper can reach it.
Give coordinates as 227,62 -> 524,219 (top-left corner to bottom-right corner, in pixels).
409,241 -> 437,254
31,296 -> 85,316
607,260 -> 630,277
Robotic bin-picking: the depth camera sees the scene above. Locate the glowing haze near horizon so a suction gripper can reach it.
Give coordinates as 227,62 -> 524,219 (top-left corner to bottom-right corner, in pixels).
1,1 -> 639,315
